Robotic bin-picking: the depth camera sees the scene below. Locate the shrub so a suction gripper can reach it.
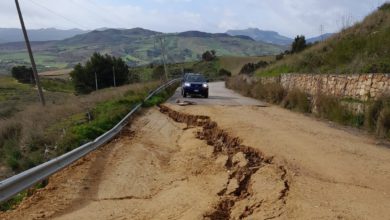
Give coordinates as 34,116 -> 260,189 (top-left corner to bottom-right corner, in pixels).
365,97 -> 385,130
376,106 -> 390,138
315,94 -> 364,126
11,66 -> 34,84
0,122 -> 22,147
218,68 -> 232,77
282,89 -> 311,113
152,65 -> 166,80
365,96 -> 390,137
3,139 -> 22,171
276,54 -> 284,61
250,82 -> 286,104
225,76 -> 252,96
240,61 -> 269,75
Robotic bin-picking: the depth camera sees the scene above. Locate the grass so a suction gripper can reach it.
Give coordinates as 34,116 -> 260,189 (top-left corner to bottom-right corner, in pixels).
256,5 -> 390,76
365,96 -> 390,138
56,92 -> 144,153
41,78 -> 74,93
316,94 -> 364,127
0,181 -> 47,211
281,89 -> 311,113
226,75 -> 367,131
0,80 -> 178,211
0,81 -> 158,175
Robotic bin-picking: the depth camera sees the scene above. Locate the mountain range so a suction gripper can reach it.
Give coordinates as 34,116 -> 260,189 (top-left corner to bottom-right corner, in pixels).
226,28 -> 333,45
0,28 -> 284,72
0,28 -> 88,44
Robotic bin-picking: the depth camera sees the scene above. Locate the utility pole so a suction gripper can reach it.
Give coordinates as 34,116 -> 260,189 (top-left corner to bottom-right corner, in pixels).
157,35 -> 169,81
112,66 -> 116,87
15,0 -> 45,106
319,24 -> 324,41
95,72 -> 98,91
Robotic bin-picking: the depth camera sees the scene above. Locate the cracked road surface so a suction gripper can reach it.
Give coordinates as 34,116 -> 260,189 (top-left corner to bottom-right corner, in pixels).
1,82 -> 390,219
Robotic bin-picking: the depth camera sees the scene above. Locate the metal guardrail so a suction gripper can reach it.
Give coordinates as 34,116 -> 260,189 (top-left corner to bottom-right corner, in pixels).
0,78 -> 181,203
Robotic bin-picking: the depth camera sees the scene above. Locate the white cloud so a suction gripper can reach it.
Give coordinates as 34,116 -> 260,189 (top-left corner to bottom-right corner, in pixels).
1,0 -> 389,37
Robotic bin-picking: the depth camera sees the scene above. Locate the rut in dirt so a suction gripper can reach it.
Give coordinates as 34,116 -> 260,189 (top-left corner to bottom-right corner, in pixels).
159,105 -> 290,219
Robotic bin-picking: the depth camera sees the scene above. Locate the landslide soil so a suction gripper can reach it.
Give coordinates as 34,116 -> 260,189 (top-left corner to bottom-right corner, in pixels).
1,103 -> 390,220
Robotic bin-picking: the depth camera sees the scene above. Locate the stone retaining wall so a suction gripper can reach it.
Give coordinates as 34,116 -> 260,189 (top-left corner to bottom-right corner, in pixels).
247,73 -> 390,101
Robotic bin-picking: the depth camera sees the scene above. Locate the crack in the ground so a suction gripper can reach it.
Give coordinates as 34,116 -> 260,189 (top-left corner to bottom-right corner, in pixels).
159,105 -> 290,220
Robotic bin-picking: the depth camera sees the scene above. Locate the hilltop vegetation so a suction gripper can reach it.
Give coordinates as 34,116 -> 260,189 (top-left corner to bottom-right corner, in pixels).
0,28 -> 284,73
130,55 -> 274,81
256,3 -> 390,76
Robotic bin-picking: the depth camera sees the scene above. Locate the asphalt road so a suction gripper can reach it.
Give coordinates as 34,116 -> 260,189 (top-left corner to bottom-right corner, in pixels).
167,81 -> 266,106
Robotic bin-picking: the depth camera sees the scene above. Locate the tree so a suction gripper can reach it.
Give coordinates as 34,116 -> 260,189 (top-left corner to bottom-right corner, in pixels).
70,53 -> 133,94
202,50 -> 216,61
11,66 -> 34,84
291,35 -> 307,54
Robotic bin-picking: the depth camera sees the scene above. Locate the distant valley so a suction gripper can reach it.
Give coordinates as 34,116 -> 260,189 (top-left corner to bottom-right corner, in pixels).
0,28 -> 284,73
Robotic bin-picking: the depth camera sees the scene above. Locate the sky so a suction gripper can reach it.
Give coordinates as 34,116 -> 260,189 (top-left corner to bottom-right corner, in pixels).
0,0 -> 389,38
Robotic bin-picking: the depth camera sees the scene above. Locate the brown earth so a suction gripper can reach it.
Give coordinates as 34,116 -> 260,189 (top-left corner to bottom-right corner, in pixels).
1,99 -> 390,219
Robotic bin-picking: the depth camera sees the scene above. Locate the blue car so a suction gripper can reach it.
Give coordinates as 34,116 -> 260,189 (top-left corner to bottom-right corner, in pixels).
181,73 -> 209,98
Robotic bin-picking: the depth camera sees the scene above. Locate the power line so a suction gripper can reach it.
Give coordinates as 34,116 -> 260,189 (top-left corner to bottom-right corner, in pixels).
28,0 -> 89,29
69,0 -> 124,28
83,0 -> 126,28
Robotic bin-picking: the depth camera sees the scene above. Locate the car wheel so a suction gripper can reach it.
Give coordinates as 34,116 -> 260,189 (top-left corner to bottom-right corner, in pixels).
204,92 -> 209,98
183,92 -> 187,98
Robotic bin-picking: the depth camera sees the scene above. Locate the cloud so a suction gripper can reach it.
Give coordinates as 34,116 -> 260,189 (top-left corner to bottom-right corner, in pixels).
1,0 -> 388,37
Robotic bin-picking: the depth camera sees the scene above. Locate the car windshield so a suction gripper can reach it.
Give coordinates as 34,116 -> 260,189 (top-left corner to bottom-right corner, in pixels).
186,75 -> 206,82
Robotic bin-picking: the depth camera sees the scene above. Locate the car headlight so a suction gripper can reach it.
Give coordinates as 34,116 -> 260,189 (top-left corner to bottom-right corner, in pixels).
184,82 -> 191,87
202,83 -> 208,88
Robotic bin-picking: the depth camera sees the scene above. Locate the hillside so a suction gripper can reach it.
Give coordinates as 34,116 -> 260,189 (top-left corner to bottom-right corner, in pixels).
227,28 -> 292,45
0,28 -> 88,43
256,4 -> 390,76
306,33 -> 334,43
0,28 -> 284,73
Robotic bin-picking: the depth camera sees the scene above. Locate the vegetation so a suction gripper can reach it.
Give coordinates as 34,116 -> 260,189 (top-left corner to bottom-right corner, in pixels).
218,68 -> 232,77
0,78 -> 170,176
70,53 -> 138,94
0,79 -> 178,210
152,65 -> 166,80
11,66 -> 34,84
365,96 -> 390,138
316,94 -> 364,127
226,76 -> 367,132
250,82 -> 286,104
256,4 -> 390,76
239,61 -> 269,75
41,78 -> 74,93
0,28 -> 284,73
291,35 -> 307,54
202,50 -> 217,61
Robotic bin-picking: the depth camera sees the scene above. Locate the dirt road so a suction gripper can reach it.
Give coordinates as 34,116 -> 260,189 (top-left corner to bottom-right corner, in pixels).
1,82 -> 390,219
